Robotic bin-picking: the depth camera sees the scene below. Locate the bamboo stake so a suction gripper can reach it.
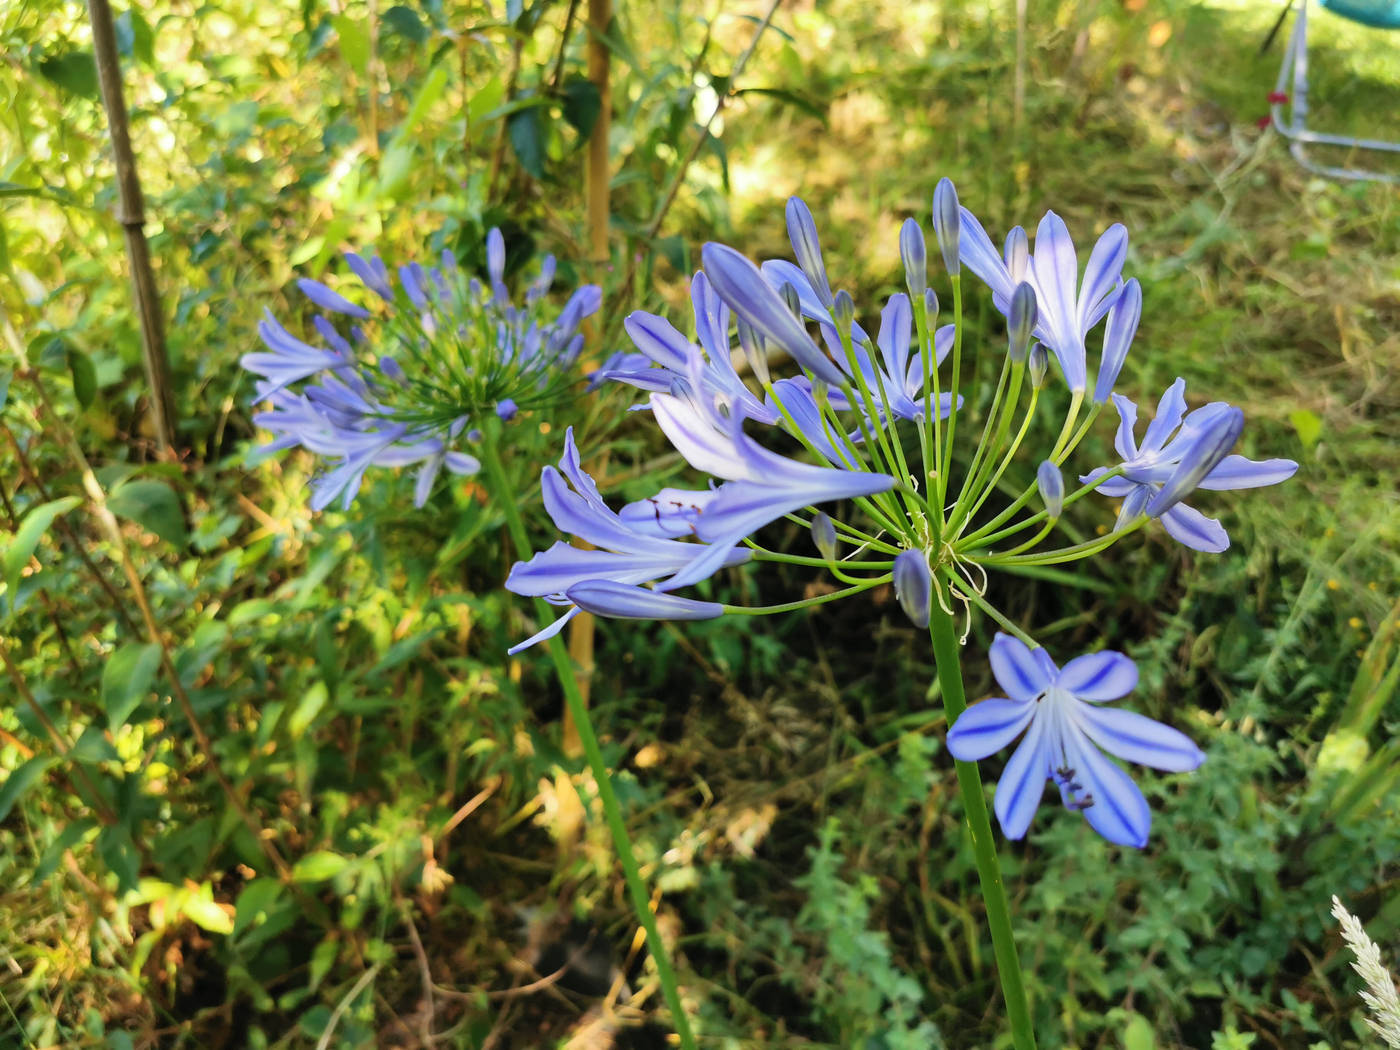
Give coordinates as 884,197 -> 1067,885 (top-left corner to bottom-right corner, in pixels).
86,0 -> 177,451
559,0 -> 613,761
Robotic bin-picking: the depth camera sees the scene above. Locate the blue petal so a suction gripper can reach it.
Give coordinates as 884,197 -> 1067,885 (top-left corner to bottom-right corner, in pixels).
1074,705 -> 1205,772
1056,651 -> 1138,701
618,487 -> 719,538
297,278 -> 371,319
1196,455 -> 1299,491
507,605 -> 579,656
1062,727 -> 1151,848
624,311 -> 691,372
1159,502 -> 1230,553
702,243 -> 846,386
566,580 -> 724,621
1077,224 -> 1128,330
989,633 -> 1055,701
506,542 -> 682,597
1139,378 -> 1188,455
957,206 -> 1015,301
1078,467 -> 1134,498
993,714 -> 1052,840
876,293 -> 913,385
1110,394 -> 1140,460
1093,279 -> 1140,405
785,197 -> 834,308
1030,211 -> 1087,392
690,271 -> 734,368
947,698 -> 1036,761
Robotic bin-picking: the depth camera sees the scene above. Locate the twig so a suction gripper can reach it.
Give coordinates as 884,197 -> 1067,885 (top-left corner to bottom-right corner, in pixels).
399,899 -> 437,1046
316,964 -> 383,1050
610,0 -> 784,323
548,0 -> 582,91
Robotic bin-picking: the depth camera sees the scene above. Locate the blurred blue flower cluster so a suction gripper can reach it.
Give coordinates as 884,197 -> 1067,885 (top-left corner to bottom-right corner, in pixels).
243,229 -> 600,510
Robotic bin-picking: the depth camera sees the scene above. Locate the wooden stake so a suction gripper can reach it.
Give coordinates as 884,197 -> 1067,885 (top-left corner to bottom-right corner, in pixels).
86,0 -> 177,452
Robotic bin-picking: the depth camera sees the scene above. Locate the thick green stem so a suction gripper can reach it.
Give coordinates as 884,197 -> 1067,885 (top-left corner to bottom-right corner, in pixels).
928,595 -> 1037,1050
480,436 -> 698,1050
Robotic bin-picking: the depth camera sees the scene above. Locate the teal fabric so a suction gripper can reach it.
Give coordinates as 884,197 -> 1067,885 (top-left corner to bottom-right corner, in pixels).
1320,0 -> 1400,28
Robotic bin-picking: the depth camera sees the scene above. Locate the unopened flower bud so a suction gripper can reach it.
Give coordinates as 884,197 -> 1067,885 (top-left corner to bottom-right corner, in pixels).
1004,226 -> 1029,282
811,511 -> 838,561
779,281 -> 803,321
1036,460 -> 1064,520
786,197 -> 834,309
736,318 -> 770,385
899,218 -> 927,299
833,289 -> 856,333
1007,282 -> 1038,364
932,178 -> 961,277
1028,345 -> 1049,388
924,288 -> 939,323
893,549 -> 933,628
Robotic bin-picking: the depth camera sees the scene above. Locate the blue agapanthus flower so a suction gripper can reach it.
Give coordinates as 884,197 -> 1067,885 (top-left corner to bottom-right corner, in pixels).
243,229 -> 600,511
1080,378 -> 1299,553
958,207 -> 1130,396
947,633 -> 1205,847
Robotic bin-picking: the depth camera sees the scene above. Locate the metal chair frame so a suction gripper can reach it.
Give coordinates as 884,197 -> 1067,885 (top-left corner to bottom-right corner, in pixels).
1269,0 -> 1400,184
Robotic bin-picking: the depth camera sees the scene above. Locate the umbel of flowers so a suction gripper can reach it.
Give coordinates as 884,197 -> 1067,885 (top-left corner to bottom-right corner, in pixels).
506,182 -> 1297,1047
510,184 -> 1295,844
241,229 -> 601,510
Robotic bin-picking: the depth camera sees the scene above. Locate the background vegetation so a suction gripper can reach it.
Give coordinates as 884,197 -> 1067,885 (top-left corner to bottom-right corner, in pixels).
2,0 -> 1398,1047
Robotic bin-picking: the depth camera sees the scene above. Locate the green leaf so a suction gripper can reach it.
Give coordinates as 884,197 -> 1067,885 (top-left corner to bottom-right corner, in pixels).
232,877 -> 286,940
107,479 -> 187,547
734,86 -> 828,123
38,52 -> 100,100
102,642 -> 162,729
308,937 -> 339,991
292,851 -> 349,883
560,76 -> 601,139
507,106 -> 546,178
1123,1012 -> 1156,1050
0,756 -> 56,822
97,825 -> 141,892
183,892 -> 234,934
288,682 -> 329,738
4,496 -> 82,613
332,14 -> 370,76
70,724 -> 121,764
1289,408 -> 1322,450
68,346 -> 97,408
382,5 -> 429,44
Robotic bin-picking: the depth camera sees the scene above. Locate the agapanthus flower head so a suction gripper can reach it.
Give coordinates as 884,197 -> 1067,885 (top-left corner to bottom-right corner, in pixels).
242,229 -> 600,510
947,634 -> 1205,847
1080,378 -> 1298,553
504,181 -> 1298,858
